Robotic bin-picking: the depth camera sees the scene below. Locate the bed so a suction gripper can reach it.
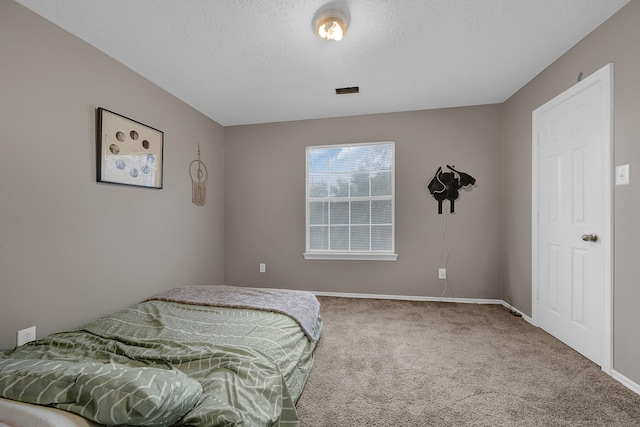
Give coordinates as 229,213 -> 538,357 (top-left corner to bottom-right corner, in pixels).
0,285 -> 322,427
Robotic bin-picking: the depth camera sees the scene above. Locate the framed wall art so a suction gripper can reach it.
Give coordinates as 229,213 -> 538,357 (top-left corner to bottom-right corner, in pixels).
96,108 -> 164,189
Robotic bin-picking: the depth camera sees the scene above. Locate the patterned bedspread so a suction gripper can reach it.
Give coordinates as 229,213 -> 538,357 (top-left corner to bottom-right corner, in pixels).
147,285 -> 322,341
0,287 -> 323,427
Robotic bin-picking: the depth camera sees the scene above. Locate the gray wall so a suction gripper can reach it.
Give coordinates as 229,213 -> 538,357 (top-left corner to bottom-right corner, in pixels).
501,0 -> 640,383
3,0 -> 638,390
224,106 -> 502,298
0,1 -> 225,350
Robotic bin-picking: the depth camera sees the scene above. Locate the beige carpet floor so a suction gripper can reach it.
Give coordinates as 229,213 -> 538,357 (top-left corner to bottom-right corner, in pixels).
295,296 -> 640,426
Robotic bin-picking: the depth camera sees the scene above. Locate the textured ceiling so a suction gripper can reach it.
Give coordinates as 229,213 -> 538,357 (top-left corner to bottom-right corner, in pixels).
15,0 -> 631,126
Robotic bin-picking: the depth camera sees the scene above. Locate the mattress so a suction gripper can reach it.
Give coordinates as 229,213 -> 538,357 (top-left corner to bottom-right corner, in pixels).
0,287 -> 322,426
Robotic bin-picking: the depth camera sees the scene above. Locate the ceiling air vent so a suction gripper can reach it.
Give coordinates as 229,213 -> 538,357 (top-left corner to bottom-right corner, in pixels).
335,86 -> 359,95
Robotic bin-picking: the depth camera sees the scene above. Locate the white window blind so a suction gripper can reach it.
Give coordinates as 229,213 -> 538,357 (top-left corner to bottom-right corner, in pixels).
304,141 -> 397,261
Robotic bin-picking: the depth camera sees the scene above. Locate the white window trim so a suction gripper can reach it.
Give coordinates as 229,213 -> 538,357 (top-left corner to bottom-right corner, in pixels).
305,141 -> 398,261
303,252 -> 398,261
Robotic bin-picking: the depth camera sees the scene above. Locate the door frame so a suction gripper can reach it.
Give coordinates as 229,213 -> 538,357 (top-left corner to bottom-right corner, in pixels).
531,63 -> 613,374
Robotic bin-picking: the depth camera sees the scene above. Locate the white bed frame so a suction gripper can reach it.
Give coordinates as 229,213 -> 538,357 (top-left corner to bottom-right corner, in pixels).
0,398 -> 99,427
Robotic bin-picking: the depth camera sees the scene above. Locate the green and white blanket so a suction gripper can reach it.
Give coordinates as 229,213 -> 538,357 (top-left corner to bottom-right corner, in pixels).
0,290 -> 322,427
147,285 -> 322,341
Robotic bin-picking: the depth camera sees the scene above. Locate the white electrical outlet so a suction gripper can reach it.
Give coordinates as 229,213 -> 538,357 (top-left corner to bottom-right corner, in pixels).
616,164 -> 630,185
438,268 -> 447,280
17,326 -> 36,346
259,263 -> 266,273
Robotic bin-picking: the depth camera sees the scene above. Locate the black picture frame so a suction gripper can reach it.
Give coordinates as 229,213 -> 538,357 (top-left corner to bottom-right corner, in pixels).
96,108 -> 164,189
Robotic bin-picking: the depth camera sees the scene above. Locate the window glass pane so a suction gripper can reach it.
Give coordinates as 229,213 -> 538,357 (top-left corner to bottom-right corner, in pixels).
371,145 -> 393,171
351,201 -> 370,224
330,174 -> 350,197
329,226 -> 349,250
371,225 -> 392,250
351,226 -> 370,251
307,142 -> 394,256
309,202 -> 328,225
310,226 -> 328,250
371,200 -> 392,224
371,171 -> 392,196
308,149 -> 329,173
350,171 -> 370,197
309,174 -> 328,197
330,202 -> 349,224
350,146 -> 370,172
329,148 -> 349,173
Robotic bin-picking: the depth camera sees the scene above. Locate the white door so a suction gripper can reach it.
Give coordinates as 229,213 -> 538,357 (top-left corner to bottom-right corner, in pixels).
532,64 -> 612,369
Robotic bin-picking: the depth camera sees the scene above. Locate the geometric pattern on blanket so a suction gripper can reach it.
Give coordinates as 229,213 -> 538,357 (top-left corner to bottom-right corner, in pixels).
1,300 -> 316,426
147,285 -> 322,341
0,359 -> 202,427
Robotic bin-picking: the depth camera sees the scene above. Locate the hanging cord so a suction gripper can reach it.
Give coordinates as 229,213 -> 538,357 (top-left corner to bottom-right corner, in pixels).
440,209 -> 450,298
189,144 -> 208,206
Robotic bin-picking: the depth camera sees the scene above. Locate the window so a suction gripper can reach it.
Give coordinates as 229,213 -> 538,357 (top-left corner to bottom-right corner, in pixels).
304,141 -> 397,261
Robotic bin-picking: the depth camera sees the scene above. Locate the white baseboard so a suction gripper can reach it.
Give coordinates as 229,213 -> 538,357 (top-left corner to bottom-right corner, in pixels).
499,301 -> 534,324
312,290 -> 504,305
315,291 -> 535,322
314,290 -> 537,323
612,369 -> 640,396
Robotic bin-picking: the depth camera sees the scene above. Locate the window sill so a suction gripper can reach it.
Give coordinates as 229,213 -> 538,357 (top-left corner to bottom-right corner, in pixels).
303,252 -> 398,261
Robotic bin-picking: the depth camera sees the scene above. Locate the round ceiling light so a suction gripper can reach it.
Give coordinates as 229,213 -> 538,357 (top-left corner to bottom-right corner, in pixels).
313,7 -> 349,41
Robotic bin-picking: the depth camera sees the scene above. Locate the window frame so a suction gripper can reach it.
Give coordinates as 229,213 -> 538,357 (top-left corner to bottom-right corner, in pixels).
304,141 -> 398,261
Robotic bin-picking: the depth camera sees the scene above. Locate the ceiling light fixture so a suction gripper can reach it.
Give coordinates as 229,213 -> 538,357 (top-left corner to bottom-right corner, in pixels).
313,5 -> 349,41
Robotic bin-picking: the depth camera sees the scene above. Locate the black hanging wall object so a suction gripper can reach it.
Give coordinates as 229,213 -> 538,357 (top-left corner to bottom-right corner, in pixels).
428,165 -> 476,214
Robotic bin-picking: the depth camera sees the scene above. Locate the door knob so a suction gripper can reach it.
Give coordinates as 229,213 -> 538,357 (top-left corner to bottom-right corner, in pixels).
581,234 -> 598,242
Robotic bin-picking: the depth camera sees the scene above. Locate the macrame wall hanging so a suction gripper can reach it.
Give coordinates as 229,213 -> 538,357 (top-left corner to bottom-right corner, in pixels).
189,144 -> 208,206
428,165 -> 476,214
